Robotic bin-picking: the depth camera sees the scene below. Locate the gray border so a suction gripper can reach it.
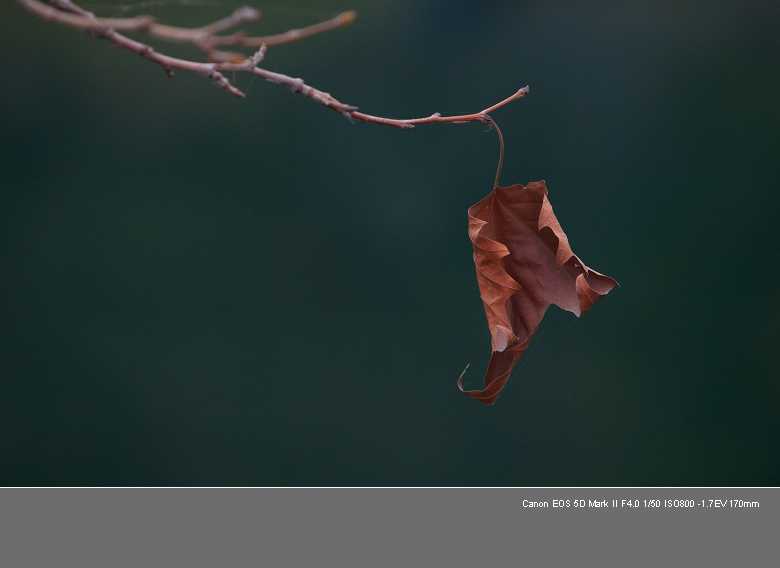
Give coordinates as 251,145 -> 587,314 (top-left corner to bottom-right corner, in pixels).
0,488 -> 775,567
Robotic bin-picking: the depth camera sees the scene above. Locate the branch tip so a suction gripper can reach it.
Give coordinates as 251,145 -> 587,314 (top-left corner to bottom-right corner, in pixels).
339,11 -> 357,26
233,7 -> 260,23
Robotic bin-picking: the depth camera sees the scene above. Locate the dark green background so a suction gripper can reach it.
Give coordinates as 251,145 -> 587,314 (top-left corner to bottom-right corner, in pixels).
1,0 -> 778,485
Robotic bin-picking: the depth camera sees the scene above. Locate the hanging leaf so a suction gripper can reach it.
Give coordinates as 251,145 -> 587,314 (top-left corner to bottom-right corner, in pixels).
459,180 -> 617,405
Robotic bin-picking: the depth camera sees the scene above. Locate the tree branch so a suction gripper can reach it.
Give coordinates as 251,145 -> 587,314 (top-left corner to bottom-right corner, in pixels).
13,0 -> 528,124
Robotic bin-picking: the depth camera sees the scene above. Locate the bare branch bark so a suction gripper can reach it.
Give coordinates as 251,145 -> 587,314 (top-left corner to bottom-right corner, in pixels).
13,0 -> 528,125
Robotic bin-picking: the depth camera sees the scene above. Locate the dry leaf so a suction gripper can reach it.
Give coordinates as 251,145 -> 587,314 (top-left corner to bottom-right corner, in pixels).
459,180 -> 617,405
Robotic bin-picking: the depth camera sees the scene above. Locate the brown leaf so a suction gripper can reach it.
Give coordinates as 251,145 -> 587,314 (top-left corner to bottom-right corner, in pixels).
459,181 -> 617,405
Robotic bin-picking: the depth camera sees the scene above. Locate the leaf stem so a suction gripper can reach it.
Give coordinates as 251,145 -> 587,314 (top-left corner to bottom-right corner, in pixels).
484,116 -> 504,189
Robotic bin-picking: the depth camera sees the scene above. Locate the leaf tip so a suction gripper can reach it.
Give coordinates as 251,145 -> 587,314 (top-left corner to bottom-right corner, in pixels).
457,363 -> 470,383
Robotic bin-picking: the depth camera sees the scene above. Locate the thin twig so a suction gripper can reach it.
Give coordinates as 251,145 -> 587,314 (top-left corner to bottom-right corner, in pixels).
247,67 -> 358,116
211,11 -> 356,47
133,7 -> 261,43
349,86 -> 529,129
35,0 -> 354,57
43,0 -> 89,15
25,0 -> 156,31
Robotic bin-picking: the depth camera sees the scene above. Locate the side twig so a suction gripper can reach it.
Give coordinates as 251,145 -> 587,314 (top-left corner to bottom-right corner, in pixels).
211,11 -> 357,48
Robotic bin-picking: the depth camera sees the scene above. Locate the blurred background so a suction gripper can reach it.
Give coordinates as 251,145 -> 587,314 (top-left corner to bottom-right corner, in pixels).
0,0 -> 778,486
